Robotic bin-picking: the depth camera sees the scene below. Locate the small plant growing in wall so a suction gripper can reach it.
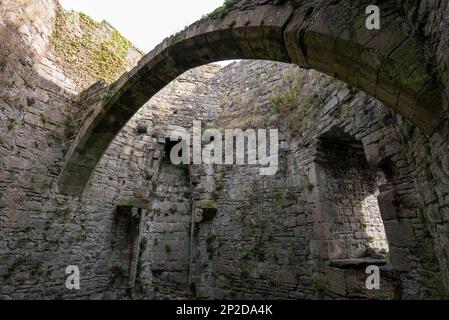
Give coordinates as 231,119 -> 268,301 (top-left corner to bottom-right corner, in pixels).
109,265 -> 128,285
30,261 -> 44,277
200,200 -> 217,210
201,0 -> 231,20
199,200 -> 218,221
224,272 -> 236,287
99,90 -> 112,102
2,257 -> 26,281
216,0 -> 231,16
139,237 -> 148,253
110,239 -> 118,250
270,80 -> 301,114
153,208 -> 161,216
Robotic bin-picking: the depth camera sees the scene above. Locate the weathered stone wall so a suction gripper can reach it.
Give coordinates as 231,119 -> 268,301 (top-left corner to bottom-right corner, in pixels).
2,0 -> 449,301
185,63 -> 446,298
39,2 -> 142,92
0,1 -> 220,299
315,135 -> 389,258
188,61 -> 395,299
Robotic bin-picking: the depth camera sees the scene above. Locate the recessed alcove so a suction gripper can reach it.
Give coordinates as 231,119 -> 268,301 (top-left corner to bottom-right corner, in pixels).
314,128 -> 390,260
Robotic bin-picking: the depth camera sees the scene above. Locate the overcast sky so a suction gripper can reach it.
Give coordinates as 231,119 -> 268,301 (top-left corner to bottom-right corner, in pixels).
59,0 -> 224,53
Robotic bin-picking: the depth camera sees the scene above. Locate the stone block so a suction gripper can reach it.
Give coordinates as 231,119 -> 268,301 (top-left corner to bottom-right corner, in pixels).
377,185 -> 398,221
389,247 -> 411,272
383,220 -> 414,248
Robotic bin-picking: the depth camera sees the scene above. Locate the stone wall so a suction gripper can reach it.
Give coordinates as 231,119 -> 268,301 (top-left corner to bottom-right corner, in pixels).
0,0 -> 220,299
1,0 -> 449,300
193,60 -> 447,299
188,61 -> 397,299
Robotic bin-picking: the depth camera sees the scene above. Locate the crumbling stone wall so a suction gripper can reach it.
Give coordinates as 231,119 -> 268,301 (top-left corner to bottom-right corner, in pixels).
2,0 -> 449,301
188,61 -> 396,299
0,1 -> 219,299
315,132 -> 389,259
174,60 -> 448,300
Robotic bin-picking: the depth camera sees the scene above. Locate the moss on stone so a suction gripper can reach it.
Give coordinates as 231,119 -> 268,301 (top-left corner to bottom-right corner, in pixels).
117,197 -> 135,207
109,265 -> 128,285
89,30 -> 131,83
165,245 -> 172,254
199,200 -> 217,210
202,0 -> 232,20
50,7 -> 132,88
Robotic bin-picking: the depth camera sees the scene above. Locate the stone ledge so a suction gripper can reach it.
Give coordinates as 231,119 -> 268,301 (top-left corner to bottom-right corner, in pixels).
329,257 -> 388,269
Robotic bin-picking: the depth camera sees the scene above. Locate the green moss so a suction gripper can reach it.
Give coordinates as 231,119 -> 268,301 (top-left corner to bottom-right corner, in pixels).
110,239 -> 118,250
30,261 -> 44,277
117,197 -> 135,207
2,257 -> 26,281
140,237 -> 148,253
89,30 -> 131,83
206,233 -> 217,259
99,90 -> 112,102
40,113 -> 48,125
165,245 -> 172,254
224,272 -> 236,286
199,200 -> 217,210
271,80 -> 301,114
50,8 -> 132,87
130,237 -> 148,296
109,265 -> 128,285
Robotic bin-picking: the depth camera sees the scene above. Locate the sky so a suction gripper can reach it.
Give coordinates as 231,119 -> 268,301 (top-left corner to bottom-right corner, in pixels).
59,0 -> 225,53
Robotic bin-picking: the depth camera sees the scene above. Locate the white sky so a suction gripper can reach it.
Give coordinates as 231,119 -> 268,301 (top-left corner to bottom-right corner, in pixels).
59,0 -> 225,53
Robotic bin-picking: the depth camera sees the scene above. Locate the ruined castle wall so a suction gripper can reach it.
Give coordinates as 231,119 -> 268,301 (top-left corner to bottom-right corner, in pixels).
188,61 -> 390,299
0,1 -> 220,299
1,1 -> 449,300
188,60 -> 445,299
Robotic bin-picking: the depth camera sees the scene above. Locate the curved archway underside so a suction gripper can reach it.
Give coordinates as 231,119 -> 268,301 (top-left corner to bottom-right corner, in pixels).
59,0 -> 446,196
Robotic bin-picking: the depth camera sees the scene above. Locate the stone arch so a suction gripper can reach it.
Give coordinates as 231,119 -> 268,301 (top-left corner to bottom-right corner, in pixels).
59,0 -> 446,195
